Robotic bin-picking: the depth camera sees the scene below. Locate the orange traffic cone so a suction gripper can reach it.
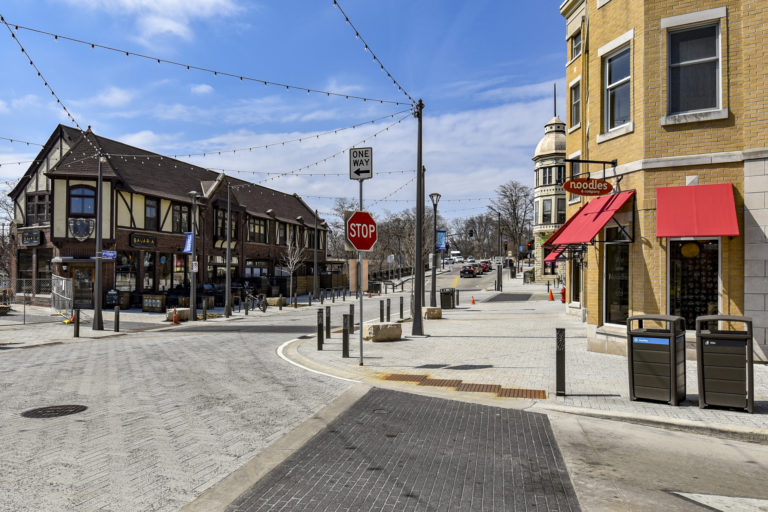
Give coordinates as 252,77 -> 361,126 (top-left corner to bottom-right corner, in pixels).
173,307 -> 179,324
548,289 -> 554,301
471,296 -> 476,305
378,290 -> 381,296
70,312 -> 76,323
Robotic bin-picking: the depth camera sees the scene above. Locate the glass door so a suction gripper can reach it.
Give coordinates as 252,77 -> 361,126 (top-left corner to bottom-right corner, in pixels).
604,243 -> 629,325
73,267 -> 93,307
669,239 -> 719,329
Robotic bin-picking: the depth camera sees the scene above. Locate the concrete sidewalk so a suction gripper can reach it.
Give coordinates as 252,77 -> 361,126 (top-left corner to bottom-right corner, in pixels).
284,270 -> 768,443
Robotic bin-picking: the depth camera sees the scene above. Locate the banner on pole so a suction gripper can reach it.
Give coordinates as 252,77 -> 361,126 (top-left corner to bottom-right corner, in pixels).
436,230 -> 446,251
183,232 -> 194,254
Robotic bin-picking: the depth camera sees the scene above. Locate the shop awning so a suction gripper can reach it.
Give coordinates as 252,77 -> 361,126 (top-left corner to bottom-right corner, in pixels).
656,183 -> 739,237
544,245 -> 566,263
544,190 -> 636,246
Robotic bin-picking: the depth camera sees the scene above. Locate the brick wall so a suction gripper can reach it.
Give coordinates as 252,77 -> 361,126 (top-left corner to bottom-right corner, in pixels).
744,158 -> 768,355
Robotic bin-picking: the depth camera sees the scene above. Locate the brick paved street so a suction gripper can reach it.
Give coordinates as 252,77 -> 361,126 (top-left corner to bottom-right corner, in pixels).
227,388 -> 580,512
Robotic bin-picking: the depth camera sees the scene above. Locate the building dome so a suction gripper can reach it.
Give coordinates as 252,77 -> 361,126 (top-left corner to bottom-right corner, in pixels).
533,116 -> 566,160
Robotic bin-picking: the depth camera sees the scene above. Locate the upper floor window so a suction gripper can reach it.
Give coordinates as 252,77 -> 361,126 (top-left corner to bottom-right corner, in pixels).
172,204 -> 190,233
26,193 -> 50,225
556,166 -> 566,184
557,198 -> 566,224
534,201 -> 540,226
69,186 -> 95,216
570,82 -> 581,127
571,30 -> 582,60
604,47 -> 631,131
248,217 -> 267,243
214,209 -> 237,240
541,167 -> 553,186
145,198 -> 158,231
542,199 -> 552,224
277,222 -> 287,245
669,24 -> 719,114
305,229 -> 315,249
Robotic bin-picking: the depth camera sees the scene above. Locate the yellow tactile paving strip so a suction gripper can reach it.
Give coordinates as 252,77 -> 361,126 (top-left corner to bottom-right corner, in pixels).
383,373 -> 547,400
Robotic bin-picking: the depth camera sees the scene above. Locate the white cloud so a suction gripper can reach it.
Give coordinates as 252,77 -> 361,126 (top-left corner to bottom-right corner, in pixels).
119,130 -> 183,150
477,78 -> 566,102
191,84 -> 214,95
71,87 -> 135,109
0,100 -> 8,114
11,94 -> 41,110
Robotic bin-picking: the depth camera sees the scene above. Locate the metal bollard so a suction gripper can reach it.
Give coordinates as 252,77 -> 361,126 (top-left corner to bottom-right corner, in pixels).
309,294 -> 312,306
342,314 -> 350,358
332,289 -> 335,303
556,328 -> 566,396
387,298 -> 391,322
380,300 -> 384,322
497,266 -> 503,292
400,296 -> 404,320
349,304 -> 355,334
202,301 -> 207,321
114,306 -> 120,332
456,289 -> 460,305
317,309 -> 324,350
279,294 -> 283,311
320,291 -> 324,305
74,308 -> 80,338
245,300 -> 249,315
547,282 -> 550,293
325,306 -> 331,339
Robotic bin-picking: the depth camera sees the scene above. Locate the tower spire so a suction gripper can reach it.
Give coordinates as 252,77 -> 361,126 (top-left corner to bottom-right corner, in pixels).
554,82 -> 557,117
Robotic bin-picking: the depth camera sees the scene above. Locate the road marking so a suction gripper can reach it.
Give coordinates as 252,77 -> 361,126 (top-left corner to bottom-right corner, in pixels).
277,339 -> 361,383
452,276 -> 458,288
672,492 -> 768,511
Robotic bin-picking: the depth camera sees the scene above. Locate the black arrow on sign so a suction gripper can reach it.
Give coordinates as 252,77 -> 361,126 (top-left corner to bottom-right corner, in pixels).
353,168 -> 370,176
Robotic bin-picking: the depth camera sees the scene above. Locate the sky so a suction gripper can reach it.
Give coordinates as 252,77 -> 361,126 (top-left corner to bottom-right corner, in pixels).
0,0 -> 566,221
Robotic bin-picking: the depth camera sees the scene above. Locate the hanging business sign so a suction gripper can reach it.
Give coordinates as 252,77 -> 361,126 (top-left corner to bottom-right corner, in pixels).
21,230 -> 41,246
436,230 -> 446,251
563,178 -> 613,196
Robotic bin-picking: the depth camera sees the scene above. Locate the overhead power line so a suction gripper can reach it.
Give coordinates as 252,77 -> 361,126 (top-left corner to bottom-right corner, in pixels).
332,0 -> 414,104
3,18 -> 413,107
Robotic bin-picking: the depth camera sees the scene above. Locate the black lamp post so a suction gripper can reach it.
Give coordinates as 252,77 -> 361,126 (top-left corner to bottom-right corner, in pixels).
188,190 -> 200,321
429,192 -> 441,307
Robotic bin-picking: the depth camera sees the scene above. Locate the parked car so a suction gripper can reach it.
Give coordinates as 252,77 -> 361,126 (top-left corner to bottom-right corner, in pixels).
460,265 -> 475,278
443,257 -> 455,265
466,256 -> 475,262
481,260 -> 493,271
471,263 -> 483,275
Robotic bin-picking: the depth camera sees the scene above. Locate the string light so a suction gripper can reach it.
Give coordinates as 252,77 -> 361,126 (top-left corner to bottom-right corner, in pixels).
5,18 -> 413,107
369,176 -> 416,206
0,136 -> 43,147
332,0 -> 414,104
204,167 -> 416,177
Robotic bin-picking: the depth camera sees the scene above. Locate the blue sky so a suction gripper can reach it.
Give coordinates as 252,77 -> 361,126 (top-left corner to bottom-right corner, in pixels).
0,0 -> 566,220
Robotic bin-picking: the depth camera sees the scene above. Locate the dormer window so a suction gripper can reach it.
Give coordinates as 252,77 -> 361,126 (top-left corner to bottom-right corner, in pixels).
69,186 -> 96,217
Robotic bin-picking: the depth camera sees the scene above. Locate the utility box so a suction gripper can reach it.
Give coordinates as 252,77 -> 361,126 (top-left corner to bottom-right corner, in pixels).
695,315 -> 754,413
627,315 -> 686,405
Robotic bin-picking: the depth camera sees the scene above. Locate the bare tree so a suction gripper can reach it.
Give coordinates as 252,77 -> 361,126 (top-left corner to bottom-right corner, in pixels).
281,229 -> 305,306
326,198 -> 358,258
0,195 -> 15,278
490,180 -> 534,259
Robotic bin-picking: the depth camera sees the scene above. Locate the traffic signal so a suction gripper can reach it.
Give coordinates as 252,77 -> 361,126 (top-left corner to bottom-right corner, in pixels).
445,241 -> 450,251
527,241 -> 532,250
504,241 -> 508,251
468,229 -> 474,238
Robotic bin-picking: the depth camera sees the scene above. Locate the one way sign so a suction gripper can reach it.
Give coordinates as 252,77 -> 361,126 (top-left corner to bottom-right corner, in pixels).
349,147 -> 373,181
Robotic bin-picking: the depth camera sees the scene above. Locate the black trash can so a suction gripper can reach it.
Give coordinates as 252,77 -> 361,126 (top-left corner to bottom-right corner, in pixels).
627,315 -> 686,405
440,288 -> 454,309
695,315 -> 754,413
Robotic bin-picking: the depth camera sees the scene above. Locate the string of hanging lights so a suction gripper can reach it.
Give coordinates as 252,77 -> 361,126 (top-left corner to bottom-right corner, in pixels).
0,136 -> 43,147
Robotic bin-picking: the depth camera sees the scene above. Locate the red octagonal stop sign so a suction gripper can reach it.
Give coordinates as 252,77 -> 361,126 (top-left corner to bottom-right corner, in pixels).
346,211 -> 377,251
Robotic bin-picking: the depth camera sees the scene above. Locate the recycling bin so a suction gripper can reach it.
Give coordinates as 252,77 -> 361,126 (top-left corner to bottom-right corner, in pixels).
695,315 -> 754,413
440,288 -> 455,309
627,315 -> 686,405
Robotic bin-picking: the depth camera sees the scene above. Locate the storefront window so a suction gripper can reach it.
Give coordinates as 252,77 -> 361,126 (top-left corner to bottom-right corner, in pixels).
37,249 -> 53,294
116,251 -> 137,292
143,252 -> 155,291
17,251 -> 33,280
604,243 -> 629,325
571,258 -> 581,303
158,253 -> 172,291
670,239 -> 719,329
174,254 -> 188,288
245,259 -> 269,277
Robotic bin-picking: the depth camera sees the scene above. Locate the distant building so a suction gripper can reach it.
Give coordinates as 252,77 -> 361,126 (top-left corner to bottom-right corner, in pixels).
556,0 -> 768,359
9,124 -> 331,308
532,116 -> 567,282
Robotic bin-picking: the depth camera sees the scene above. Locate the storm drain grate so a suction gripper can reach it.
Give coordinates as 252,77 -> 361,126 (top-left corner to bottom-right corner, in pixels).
456,383 -> 502,393
418,378 -> 463,388
21,405 -> 88,418
498,388 -> 547,399
383,374 -> 428,383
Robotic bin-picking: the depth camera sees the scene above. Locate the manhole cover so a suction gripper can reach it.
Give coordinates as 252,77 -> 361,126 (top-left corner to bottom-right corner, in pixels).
21,405 -> 88,418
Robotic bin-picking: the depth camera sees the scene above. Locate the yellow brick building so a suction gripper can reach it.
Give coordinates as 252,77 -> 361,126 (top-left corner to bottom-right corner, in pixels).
557,0 -> 768,358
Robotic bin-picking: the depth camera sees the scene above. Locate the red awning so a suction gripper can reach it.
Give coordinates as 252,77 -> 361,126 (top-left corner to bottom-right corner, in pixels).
544,245 -> 566,263
656,183 -> 739,237
544,191 -> 635,246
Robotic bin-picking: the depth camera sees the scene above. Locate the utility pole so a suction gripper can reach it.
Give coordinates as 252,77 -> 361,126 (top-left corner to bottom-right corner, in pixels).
412,99 -> 425,336
225,182 -> 232,317
188,191 -> 199,321
92,154 -> 105,330
313,209 -> 318,300
429,192 -> 441,307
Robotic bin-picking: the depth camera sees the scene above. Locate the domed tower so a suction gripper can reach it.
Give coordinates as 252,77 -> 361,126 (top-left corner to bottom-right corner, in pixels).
532,115 -> 567,283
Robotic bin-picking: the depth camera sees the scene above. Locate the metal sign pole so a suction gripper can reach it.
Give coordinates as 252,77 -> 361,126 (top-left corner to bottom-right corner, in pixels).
359,179 -> 364,366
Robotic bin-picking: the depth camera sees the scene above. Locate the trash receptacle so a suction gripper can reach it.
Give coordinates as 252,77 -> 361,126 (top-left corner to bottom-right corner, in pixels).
695,315 -> 754,413
627,315 -> 686,405
440,288 -> 454,309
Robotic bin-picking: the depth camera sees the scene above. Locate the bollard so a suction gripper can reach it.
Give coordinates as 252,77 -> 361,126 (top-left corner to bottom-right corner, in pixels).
387,298 -> 391,322
556,328 -> 566,396
279,294 -> 283,311
74,308 -> 80,338
320,291 -> 324,305
494,279 -> 497,291
342,314 -> 350,358
114,306 -> 120,332
202,300 -> 207,321
317,309 -> 324,350
349,304 -> 355,334
325,306 -> 331,339
343,288 -> 346,300
547,282 -> 550,293
245,300 -> 249,315
309,294 -> 312,306
380,300 -> 384,322
400,296 -> 404,320
456,289 -> 460,305
332,289 -> 335,303
497,266 -> 503,292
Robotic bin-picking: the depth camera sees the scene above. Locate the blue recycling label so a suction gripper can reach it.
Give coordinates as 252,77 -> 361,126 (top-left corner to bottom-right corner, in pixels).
633,336 -> 669,345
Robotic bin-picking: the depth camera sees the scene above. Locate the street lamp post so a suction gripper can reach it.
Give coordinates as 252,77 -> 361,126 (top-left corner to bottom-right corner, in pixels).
412,100 -> 425,336
313,210 -> 318,300
225,182 -> 232,318
429,192 -> 441,307
188,190 -> 200,321
92,155 -> 106,330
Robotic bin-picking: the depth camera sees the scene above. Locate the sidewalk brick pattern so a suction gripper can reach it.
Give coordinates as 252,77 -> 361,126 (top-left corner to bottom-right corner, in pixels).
227,388 -> 581,512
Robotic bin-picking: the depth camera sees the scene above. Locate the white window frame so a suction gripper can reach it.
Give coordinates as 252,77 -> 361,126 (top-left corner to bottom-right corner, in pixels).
569,76 -> 581,130
665,237 -> 722,331
603,46 -> 632,133
602,237 -> 631,328
568,150 -> 582,204
571,30 -> 582,60
668,23 -> 720,115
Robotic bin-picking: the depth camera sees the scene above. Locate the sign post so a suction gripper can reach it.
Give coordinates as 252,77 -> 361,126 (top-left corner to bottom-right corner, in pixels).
349,147 -> 373,365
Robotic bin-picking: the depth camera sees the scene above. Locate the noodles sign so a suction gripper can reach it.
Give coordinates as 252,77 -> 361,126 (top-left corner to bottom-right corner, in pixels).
563,178 -> 613,196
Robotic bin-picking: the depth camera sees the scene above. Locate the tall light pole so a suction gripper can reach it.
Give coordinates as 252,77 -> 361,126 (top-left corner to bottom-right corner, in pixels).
429,192 -> 441,307
412,100 -> 425,336
225,182 -> 232,317
92,154 -> 106,330
188,190 -> 200,321
313,209 -> 318,299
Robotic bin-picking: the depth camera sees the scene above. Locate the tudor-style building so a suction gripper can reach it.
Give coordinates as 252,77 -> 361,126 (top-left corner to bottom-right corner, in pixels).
9,124 -> 330,308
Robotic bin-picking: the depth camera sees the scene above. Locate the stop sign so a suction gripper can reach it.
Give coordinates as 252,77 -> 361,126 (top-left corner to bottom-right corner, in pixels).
346,211 -> 377,251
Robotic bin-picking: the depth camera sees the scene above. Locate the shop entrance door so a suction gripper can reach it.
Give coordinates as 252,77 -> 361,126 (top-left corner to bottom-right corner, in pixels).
73,267 -> 94,308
